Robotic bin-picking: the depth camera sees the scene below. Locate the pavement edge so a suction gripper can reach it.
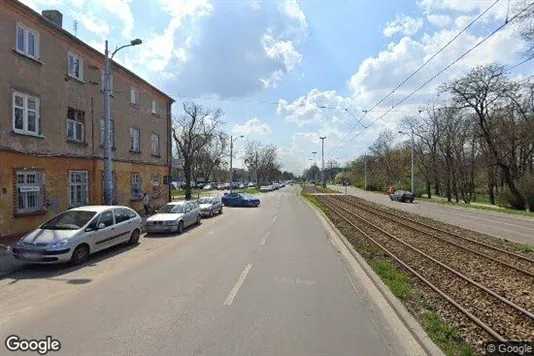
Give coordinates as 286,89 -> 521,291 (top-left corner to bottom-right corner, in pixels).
299,193 -> 445,356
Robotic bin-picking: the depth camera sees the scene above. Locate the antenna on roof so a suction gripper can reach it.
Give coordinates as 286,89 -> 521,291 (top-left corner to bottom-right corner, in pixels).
73,20 -> 78,37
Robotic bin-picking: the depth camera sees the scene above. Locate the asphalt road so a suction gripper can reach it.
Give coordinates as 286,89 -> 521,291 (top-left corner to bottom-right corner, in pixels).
330,185 -> 534,246
0,187 -> 419,356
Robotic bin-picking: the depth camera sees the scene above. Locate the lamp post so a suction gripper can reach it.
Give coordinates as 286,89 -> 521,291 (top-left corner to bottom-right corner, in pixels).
319,136 -> 326,188
103,38 -> 142,205
398,129 -> 415,195
229,135 -> 244,193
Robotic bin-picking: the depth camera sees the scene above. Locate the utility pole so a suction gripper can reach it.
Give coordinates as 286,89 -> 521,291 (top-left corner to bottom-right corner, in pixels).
319,136 -> 326,188
255,151 -> 259,189
103,38 -> 142,205
410,128 -> 415,196
364,155 -> 367,191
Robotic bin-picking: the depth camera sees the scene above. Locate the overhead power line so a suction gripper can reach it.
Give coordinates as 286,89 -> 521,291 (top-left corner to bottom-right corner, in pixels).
326,1 -> 534,160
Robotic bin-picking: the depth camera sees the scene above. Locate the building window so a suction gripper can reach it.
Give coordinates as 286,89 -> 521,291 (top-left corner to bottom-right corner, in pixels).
100,118 -> 114,147
101,71 -> 114,94
13,91 -> 40,136
152,174 -> 160,187
67,108 -> 84,142
16,23 -> 39,59
151,100 -> 158,114
131,173 -> 142,198
16,171 -> 44,214
130,88 -> 139,105
151,134 -> 160,156
69,171 -> 88,207
67,52 -> 83,80
130,127 -> 140,152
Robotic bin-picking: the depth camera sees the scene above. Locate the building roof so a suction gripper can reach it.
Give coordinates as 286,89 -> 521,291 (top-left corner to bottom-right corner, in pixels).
11,0 -> 175,103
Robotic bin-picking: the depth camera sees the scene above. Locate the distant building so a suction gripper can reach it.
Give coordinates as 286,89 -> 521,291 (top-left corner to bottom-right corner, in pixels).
0,1 -> 174,241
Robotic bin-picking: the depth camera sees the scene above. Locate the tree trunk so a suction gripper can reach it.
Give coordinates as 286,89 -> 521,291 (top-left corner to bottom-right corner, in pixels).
426,179 -> 432,199
488,165 -> 495,205
184,161 -> 192,201
499,163 -> 526,210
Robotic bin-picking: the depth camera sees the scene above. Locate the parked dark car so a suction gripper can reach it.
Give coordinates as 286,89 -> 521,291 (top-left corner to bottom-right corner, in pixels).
390,190 -> 415,203
221,193 -> 260,207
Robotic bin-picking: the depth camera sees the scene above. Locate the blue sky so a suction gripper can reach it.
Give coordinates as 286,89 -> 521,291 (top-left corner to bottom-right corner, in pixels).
22,0 -> 532,174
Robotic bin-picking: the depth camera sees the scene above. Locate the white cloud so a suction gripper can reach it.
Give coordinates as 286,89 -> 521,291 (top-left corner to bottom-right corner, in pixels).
427,14 -> 452,27
232,118 -> 272,135
92,0 -> 134,38
71,11 -> 110,37
383,14 -> 423,37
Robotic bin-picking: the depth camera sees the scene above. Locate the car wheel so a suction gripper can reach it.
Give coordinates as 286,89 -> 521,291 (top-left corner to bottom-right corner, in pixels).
196,215 -> 201,225
71,244 -> 90,266
209,210 -> 214,218
177,220 -> 184,233
128,229 -> 140,245
219,207 -> 223,214
410,198 -> 414,203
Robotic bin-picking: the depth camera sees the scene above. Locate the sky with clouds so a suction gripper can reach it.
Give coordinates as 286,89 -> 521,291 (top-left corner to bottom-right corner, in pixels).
21,0 -> 532,175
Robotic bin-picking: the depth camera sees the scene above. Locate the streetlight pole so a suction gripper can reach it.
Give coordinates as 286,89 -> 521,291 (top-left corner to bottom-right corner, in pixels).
229,135 -> 244,193
398,129 -> 415,195
103,38 -> 142,205
364,154 -> 367,191
319,136 -> 326,188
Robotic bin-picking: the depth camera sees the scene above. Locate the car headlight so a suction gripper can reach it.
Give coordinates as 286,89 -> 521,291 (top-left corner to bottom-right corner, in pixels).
165,221 -> 177,225
48,239 -> 70,250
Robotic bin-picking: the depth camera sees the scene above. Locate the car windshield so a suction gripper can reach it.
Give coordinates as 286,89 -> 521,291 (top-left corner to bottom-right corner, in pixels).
41,210 -> 97,230
158,204 -> 184,214
198,198 -> 213,204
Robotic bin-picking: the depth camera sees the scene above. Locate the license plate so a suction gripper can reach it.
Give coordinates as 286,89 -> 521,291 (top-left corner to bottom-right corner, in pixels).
22,252 -> 40,260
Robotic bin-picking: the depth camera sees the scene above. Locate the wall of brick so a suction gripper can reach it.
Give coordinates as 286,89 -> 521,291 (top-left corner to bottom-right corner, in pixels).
0,151 -> 169,240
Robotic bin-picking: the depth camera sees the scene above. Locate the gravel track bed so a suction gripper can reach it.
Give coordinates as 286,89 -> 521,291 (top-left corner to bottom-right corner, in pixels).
324,206 -> 493,355
342,194 -> 534,259
317,196 -> 534,342
328,196 -> 534,312
337,195 -> 534,275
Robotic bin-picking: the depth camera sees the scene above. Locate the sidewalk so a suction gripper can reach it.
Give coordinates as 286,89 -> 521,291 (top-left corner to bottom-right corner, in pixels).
0,246 -> 26,278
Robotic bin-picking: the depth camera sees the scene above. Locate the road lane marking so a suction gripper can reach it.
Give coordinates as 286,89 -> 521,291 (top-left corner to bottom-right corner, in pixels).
272,215 -> 277,223
224,264 -> 253,306
260,231 -> 270,246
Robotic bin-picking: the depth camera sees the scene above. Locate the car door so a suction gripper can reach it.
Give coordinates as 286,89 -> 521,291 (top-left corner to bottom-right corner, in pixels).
183,203 -> 193,226
112,208 -> 134,244
92,209 -> 116,251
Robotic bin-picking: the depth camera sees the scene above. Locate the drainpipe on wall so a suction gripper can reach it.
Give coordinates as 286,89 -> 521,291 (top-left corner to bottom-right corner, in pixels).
167,101 -> 172,203
91,96 -> 96,204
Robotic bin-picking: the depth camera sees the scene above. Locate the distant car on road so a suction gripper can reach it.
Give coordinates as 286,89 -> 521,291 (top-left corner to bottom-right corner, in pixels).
203,184 -> 214,190
197,197 -> 223,217
12,206 -> 142,265
221,192 -> 260,207
239,183 -> 245,189
248,182 -> 256,188
145,201 -> 201,234
260,185 -> 273,192
390,190 -> 415,203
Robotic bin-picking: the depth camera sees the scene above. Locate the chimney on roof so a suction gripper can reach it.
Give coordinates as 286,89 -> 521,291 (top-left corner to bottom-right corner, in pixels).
42,10 -> 63,28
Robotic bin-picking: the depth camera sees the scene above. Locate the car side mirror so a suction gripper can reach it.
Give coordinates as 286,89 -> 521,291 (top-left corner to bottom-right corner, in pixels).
154,210 -> 158,214
97,223 -> 106,230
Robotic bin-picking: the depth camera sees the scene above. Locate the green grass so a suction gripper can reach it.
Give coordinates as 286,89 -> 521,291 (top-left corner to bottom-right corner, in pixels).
419,196 -> 534,217
371,260 -> 414,300
421,313 -> 474,356
516,243 -> 534,253
300,192 -> 330,211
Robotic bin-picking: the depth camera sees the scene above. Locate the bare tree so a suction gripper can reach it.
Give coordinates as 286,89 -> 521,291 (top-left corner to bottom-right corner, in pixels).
244,141 -> 282,186
172,102 -> 224,200
513,0 -> 534,57
192,133 -> 228,183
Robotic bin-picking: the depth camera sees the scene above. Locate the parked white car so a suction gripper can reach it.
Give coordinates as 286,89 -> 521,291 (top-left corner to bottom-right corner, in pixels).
203,184 -> 214,190
145,201 -> 201,234
12,206 -> 142,265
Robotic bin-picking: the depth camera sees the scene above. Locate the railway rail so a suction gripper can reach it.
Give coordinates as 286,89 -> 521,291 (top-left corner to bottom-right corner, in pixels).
317,195 -> 534,343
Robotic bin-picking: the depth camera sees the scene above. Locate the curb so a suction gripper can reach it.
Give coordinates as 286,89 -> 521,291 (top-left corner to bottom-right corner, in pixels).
0,248 -> 27,279
299,194 -> 445,356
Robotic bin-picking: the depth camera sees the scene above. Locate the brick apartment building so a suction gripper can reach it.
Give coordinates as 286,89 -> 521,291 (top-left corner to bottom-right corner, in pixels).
0,0 -> 175,242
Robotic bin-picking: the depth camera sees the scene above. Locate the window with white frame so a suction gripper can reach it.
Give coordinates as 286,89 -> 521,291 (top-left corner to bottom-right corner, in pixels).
16,23 -> 39,59
67,108 -> 84,142
69,171 -> 89,207
130,88 -> 139,105
130,127 -> 140,152
151,100 -> 158,114
131,173 -> 142,198
101,71 -> 114,94
16,171 -> 44,214
100,118 -> 114,147
13,91 -> 40,136
152,174 -> 160,187
151,134 -> 160,156
67,52 -> 83,80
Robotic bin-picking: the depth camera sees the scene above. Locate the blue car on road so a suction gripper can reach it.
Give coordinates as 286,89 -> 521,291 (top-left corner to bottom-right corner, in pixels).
221,192 -> 260,207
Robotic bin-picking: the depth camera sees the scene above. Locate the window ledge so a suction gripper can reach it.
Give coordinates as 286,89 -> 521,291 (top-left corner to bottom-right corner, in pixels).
15,209 -> 47,218
130,103 -> 139,109
67,139 -> 88,146
151,154 -> 161,158
67,75 -> 86,84
130,150 -> 142,154
13,48 -> 44,65
13,130 -> 44,139
151,112 -> 160,118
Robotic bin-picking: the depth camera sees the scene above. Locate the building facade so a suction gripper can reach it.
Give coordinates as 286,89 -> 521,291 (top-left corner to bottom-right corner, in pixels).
0,0 -> 174,241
